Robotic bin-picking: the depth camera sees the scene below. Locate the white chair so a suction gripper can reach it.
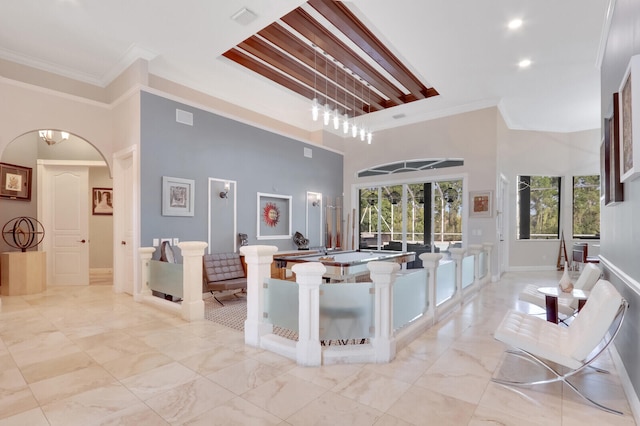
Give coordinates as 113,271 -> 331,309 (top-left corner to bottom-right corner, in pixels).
493,279 -> 628,415
518,263 -> 601,318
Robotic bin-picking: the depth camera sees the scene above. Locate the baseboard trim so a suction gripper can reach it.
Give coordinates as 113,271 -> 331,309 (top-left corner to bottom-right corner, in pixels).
507,265 -> 558,272
90,268 -> 113,274
609,345 -> 640,422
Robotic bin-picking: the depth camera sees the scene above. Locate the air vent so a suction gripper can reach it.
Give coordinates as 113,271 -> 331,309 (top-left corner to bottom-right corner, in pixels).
176,109 -> 193,126
231,7 -> 258,26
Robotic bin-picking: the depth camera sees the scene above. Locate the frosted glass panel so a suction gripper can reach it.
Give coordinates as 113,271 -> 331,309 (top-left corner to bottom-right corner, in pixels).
264,278 -> 299,332
149,260 -> 183,298
320,283 -> 373,341
479,251 -> 488,279
436,260 -> 455,305
393,269 -> 428,330
462,255 -> 474,288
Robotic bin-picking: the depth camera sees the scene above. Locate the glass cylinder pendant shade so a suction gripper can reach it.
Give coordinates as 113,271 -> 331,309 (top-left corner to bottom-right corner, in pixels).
311,98 -> 319,121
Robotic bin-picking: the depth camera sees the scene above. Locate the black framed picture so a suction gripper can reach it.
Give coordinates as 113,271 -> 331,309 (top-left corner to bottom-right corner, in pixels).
0,162 -> 32,201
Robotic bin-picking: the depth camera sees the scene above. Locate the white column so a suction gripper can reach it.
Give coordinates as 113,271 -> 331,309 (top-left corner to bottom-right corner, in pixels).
137,247 -> 156,302
178,241 -> 208,321
449,247 -> 466,304
240,245 -> 278,347
468,244 -> 483,286
292,262 -> 326,366
420,253 -> 442,322
368,260 -> 400,363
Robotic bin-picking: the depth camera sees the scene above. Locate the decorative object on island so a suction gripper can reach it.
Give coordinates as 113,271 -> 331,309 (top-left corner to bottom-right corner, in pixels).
162,176 -> 195,216
2,216 -> 45,252
0,162 -> 32,201
257,192 -> 292,240
293,231 -> 310,250
92,187 -> 113,215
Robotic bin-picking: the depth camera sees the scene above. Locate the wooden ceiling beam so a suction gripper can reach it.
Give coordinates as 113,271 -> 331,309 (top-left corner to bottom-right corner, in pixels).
281,8 -> 405,106
222,48 -> 371,116
308,0 -> 437,100
257,23 -> 386,110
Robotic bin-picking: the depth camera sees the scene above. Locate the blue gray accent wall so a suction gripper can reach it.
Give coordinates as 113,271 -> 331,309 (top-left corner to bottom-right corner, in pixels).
599,0 -> 640,402
140,91 -> 343,256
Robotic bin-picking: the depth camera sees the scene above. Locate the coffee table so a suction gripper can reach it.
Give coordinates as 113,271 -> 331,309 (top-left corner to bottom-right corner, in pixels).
537,286 -> 590,323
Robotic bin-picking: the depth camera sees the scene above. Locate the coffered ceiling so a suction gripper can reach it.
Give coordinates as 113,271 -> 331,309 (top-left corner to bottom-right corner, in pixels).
0,0 -> 612,134
223,0 -> 438,120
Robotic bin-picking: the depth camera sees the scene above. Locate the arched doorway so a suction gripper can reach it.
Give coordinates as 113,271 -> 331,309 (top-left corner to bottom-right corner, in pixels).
0,130 -> 113,286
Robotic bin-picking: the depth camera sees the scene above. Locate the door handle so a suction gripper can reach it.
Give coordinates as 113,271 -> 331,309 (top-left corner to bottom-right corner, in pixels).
121,241 -> 127,245
78,239 -> 86,243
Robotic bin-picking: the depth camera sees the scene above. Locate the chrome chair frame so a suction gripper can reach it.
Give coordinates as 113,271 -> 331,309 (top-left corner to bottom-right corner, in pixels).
493,289 -> 628,415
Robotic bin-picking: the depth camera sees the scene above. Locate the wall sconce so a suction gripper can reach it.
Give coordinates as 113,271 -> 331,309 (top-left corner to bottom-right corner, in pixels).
39,130 -> 69,146
311,194 -> 321,207
219,181 -> 230,199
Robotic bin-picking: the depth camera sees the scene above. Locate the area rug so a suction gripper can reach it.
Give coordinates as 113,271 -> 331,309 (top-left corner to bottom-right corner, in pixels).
203,294 -> 298,340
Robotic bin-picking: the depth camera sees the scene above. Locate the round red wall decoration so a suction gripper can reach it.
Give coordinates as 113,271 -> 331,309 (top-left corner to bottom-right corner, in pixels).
262,202 -> 280,227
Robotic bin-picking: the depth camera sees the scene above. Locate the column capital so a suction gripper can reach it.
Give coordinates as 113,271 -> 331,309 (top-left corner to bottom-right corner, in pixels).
449,247 -> 466,260
367,261 -> 400,275
177,241 -> 208,255
241,245 -> 278,262
139,247 -> 156,258
468,244 -> 483,255
482,242 -> 494,253
419,253 -> 443,269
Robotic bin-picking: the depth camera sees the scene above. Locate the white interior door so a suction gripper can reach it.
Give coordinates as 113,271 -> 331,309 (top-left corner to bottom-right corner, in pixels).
41,165 -> 89,285
114,147 -> 137,295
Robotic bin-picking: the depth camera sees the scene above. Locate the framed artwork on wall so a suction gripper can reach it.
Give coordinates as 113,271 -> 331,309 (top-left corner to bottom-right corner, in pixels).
600,138 -> 608,203
469,190 -> 493,218
92,187 -> 113,215
608,92 -> 624,204
618,55 -> 640,182
0,162 -> 32,201
162,176 -> 195,216
257,192 -> 292,240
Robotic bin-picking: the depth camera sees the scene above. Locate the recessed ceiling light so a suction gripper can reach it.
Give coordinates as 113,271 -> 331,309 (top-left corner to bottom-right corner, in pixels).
508,19 -> 523,30
519,59 -> 532,68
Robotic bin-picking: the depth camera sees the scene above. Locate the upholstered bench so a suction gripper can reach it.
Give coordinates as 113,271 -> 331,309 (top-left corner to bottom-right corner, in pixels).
202,252 -> 247,305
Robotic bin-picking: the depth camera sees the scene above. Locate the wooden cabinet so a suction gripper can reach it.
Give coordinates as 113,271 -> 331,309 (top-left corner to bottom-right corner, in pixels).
1,251 -> 46,296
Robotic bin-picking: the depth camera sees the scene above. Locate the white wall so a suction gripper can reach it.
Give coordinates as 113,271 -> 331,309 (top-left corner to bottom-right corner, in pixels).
343,107 -> 499,270
342,105 -> 600,273
497,114 -> 600,269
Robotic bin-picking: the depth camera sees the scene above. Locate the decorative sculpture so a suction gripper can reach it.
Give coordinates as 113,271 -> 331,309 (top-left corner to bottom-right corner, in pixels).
293,231 -> 309,250
238,233 -> 248,246
2,216 -> 45,252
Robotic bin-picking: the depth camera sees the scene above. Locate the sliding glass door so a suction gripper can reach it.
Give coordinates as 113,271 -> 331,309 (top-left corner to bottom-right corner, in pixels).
358,179 -> 463,254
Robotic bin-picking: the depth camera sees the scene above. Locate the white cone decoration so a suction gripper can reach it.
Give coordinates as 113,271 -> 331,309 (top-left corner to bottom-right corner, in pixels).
559,262 -> 573,292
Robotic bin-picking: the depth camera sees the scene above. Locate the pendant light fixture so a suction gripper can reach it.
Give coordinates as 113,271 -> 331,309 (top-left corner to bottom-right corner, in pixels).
311,43 -> 319,122
366,84 -> 373,144
322,52 -> 331,126
342,66 -> 349,134
351,72 -> 358,138
332,59 -> 340,130
359,78 -> 366,141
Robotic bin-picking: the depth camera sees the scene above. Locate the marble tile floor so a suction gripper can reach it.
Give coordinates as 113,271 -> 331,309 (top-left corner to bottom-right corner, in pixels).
0,271 -> 635,425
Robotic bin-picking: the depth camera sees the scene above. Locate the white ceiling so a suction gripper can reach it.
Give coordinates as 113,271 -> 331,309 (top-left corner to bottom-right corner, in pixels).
0,0 -> 612,134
